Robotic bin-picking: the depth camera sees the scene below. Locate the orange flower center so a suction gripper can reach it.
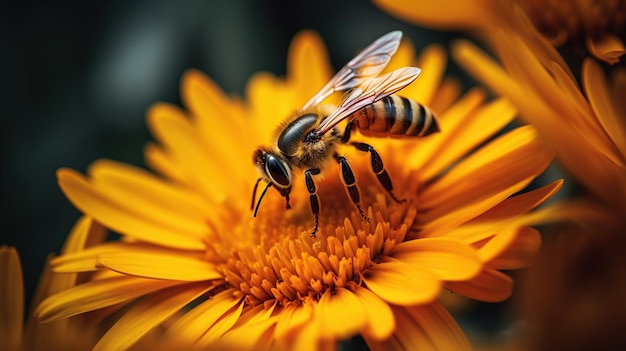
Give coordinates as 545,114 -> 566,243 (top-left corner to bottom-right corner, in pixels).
209,159 -> 417,308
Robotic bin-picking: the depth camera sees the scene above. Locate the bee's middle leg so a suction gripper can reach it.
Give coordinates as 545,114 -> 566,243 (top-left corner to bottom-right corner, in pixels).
304,168 -> 321,237
350,141 -> 406,204
333,153 -> 371,222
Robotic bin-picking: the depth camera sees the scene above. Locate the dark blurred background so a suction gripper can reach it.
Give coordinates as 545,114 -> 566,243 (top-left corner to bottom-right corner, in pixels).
2,0 -> 519,346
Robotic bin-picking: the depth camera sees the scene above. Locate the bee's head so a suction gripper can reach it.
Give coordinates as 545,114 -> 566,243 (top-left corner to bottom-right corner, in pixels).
252,149 -> 293,217
253,149 -> 292,193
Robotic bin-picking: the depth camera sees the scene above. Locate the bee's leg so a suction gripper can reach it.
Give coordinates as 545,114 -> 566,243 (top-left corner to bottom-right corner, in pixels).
334,153 -> 371,222
304,168 -> 321,237
350,142 -> 406,203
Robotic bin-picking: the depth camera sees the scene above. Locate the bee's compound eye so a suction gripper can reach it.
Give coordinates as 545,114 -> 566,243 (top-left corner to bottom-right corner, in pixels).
265,154 -> 291,188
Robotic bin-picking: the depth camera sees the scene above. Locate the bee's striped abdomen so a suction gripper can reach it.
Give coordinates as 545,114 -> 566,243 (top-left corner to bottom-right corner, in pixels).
350,95 -> 439,138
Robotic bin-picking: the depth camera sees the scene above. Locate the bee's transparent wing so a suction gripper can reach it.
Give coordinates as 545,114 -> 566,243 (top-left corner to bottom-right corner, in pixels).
314,67 -> 421,136
301,31 -> 403,111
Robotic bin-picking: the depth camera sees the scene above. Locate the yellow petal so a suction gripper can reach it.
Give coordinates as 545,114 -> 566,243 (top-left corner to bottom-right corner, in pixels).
362,261 -> 441,305
406,87 -> 486,171
421,97 -> 518,180
586,33 -> 626,65
246,72 -> 291,139
196,300 -> 244,346
420,126 -> 552,217
482,226 -> 541,269
583,58 -> 626,158
60,216 -> 107,255
365,302 -> 470,351
353,286 -> 395,340
405,302 -> 471,351
317,287 -> 368,340
387,39 -> 416,71
374,0 -> 500,30
180,70 -> 253,164
428,77 -> 462,115
57,168 -> 205,250
287,30 -> 334,107
470,180 -> 563,226
35,276 -> 182,322
90,159 -> 210,212
273,303 -> 311,340
444,269 -> 513,302
392,238 -> 482,281
0,247 -> 24,351
403,44 -> 447,106
52,242 -> 131,273
216,304 -> 277,350
93,283 -> 211,351
443,180 -> 563,243
143,142 -> 187,183
164,289 -> 242,343
96,250 -> 222,281
147,103 -> 234,202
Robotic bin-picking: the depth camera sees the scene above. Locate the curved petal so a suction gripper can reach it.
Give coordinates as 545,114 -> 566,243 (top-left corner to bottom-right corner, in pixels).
93,283 -> 211,351
164,289 -> 242,343
362,261 -> 441,305
96,251 -> 222,281
180,70 -> 252,162
0,247 -> 23,350
366,302 -> 470,351
147,103 -> 237,202
57,168 -> 206,250
482,226 -> 542,270
35,276 -> 182,323
374,0 -> 501,30
317,287 -> 368,339
443,180 -> 563,243
353,286 -> 395,340
586,33 -> 626,65
392,238 -> 482,281
403,44 -> 447,106
287,30 -> 334,107
444,269 -> 513,302
421,97 -> 518,180
583,58 -> 626,157
406,88 -> 486,171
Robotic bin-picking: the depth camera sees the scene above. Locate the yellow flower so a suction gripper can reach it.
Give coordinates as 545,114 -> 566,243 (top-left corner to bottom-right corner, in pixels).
1,220 -> 106,351
374,0 -> 626,64
34,31 -> 560,350
452,29 -> 626,216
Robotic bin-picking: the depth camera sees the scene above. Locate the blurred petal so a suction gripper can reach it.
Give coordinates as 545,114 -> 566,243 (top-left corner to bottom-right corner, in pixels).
0,247 -> 23,351
586,33 -> 626,65
445,269 -> 513,302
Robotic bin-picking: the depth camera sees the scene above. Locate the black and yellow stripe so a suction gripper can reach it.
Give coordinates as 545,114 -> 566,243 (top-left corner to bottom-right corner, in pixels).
350,95 -> 438,138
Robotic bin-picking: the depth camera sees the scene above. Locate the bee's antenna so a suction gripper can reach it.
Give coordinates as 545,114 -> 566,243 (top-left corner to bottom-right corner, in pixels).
253,182 -> 273,217
250,178 -> 263,211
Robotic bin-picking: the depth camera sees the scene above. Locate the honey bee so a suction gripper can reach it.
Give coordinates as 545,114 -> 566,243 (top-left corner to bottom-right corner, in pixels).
251,31 -> 439,237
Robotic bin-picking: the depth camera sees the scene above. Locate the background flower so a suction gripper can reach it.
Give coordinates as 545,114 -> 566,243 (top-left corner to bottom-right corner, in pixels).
374,0 -> 626,349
